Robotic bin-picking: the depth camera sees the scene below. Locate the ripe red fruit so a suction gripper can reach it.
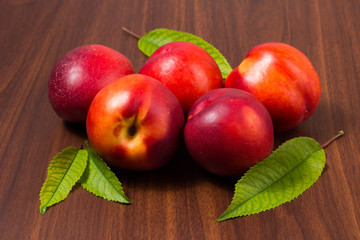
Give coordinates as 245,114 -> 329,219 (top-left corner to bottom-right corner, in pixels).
184,88 -> 274,177
139,41 -> 223,113
225,42 -> 321,132
48,44 -> 134,122
86,74 -> 185,171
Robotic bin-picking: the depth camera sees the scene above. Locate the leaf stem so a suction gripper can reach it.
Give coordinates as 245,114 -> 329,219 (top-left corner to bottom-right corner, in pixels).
122,27 -> 141,39
321,130 -> 344,149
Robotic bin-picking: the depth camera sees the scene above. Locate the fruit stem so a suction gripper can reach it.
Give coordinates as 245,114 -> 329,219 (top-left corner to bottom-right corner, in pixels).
122,27 -> 141,39
321,130 -> 344,149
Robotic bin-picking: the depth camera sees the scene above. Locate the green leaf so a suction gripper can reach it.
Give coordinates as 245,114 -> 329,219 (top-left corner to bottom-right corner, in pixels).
218,137 -> 326,221
79,141 -> 130,204
39,147 -> 88,214
138,28 -> 232,79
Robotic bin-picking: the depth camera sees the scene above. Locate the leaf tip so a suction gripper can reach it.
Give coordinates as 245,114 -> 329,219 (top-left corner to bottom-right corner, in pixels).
113,195 -> 131,204
217,212 -> 232,222
40,207 -> 46,214
123,197 -> 131,204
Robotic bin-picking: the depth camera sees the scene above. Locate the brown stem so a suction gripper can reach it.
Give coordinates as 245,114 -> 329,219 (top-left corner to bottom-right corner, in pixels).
321,130 -> 344,149
122,27 -> 141,39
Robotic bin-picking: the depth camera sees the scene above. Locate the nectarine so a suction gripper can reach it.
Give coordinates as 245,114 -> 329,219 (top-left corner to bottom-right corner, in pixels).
139,41 -> 223,113
86,74 -> 185,171
48,44 -> 134,122
184,88 -> 274,177
225,42 -> 321,132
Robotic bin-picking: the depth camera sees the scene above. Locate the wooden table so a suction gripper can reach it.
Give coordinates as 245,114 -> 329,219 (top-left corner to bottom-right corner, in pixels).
1,0 -> 359,239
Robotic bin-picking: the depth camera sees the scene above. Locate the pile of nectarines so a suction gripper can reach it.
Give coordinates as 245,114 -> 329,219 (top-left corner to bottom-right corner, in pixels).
48,41 -> 320,177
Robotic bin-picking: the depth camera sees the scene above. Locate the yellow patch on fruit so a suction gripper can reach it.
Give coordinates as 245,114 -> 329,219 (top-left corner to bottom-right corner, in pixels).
123,134 -> 147,162
114,115 -> 147,161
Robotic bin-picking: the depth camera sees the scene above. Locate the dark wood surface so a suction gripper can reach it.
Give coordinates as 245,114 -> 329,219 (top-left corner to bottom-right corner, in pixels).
1,0 -> 359,239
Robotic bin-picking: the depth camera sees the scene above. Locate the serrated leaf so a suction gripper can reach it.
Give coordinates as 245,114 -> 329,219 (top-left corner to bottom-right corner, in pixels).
39,147 -> 88,214
138,28 -> 232,79
218,137 -> 326,221
79,141 -> 130,204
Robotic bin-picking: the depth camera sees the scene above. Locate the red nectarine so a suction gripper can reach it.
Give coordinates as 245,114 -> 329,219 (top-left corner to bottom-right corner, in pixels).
184,88 -> 274,177
225,42 -> 321,132
86,74 -> 185,171
48,44 -> 134,122
139,41 -> 223,113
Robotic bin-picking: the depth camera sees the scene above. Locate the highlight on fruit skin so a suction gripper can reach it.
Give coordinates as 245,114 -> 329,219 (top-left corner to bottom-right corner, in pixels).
225,42 -> 321,132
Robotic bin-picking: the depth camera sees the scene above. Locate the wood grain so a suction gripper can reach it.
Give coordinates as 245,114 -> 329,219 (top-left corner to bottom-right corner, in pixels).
0,0 -> 359,239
